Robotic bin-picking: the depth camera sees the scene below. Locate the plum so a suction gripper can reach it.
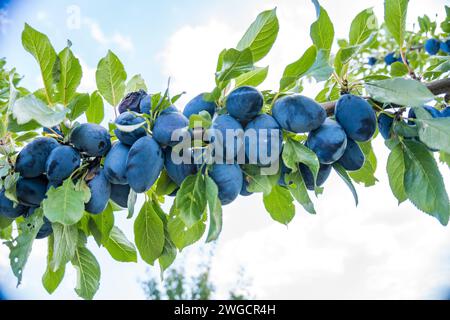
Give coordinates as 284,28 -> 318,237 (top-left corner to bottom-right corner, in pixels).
209,115 -> 244,161
244,114 -> 282,166
0,189 -> 28,219
15,137 -> 59,178
85,169 -> 111,214
337,139 -> 365,171
424,38 -> 441,55
272,94 -> 326,133
367,57 -> 377,66
299,163 -> 331,191
126,136 -> 164,193
307,119 -> 347,164
70,123 -> 111,157
139,94 -> 152,114
45,145 -> 81,182
408,106 -> 441,123
114,112 -> 147,146
36,217 -> 53,239
118,90 -> 147,114
441,39 -> 450,54
110,183 -> 130,208
152,111 -> 189,146
43,126 -> 63,136
16,176 -> 48,207
208,164 -> 243,205
183,93 -> 217,118
335,94 -> 376,142
159,105 -> 179,115
164,148 -> 197,186
378,113 -> 394,140
441,106 -> 450,117
104,142 -> 130,185
384,52 -> 398,65
226,86 -> 263,123
240,175 -> 252,196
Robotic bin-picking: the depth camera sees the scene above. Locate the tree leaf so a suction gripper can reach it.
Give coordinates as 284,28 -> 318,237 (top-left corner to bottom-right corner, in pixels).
242,164 -> 279,195
439,152 -> 450,169
175,172 -> 207,228
90,203 -> 114,245
167,209 -> 206,251
310,5 -> 334,53
215,48 -> 254,82
51,223 -> 78,272
104,226 -> 137,263
67,93 -> 90,121
236,8 -> 279,62
384,0 -> 409,47
333,163 -> 359,206
95,50 -> 127,107
71,246 -> 101,300
305,49 -> 334,82
280,45 -> 317,91
263,185 -> 295,225
282,138 -> 319,181
390,61 -> 409,77
416,117 -> 450,154
134,200 -> 165,265
235,66 -> 269,87
349,8 -> 378,45
205,176 -> 222,243
386,143 -> 407,204
125,74 -> 147,94
86,91 -> 104,124
286,171 -> 316,214
42,235 -> 65,294
56,47 -> 82,106
349,140 -> 378,187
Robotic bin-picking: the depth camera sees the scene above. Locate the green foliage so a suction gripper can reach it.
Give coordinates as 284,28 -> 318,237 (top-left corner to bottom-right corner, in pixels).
95,50 -> 127,107
384,0 -> 409,47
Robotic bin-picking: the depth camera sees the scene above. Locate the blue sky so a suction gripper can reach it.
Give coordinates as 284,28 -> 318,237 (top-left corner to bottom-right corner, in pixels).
1,0 -> 450,300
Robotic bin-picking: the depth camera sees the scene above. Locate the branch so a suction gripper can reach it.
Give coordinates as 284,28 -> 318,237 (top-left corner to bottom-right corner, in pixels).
321,78 -> 450,116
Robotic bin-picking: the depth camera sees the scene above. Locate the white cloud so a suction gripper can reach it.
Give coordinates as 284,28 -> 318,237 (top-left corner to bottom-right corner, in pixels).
83,17 -> 134,53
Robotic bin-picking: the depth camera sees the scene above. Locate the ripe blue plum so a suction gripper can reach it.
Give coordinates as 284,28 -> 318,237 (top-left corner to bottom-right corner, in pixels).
337,139 -> 365,171
114,112 -> 147,146
104,142 -> 130,185
152,111 -> 189,146
16,176 -> 48,207
70,123 -> 111,157
43,126 -> 63,136
378,113 -> 394,140
45,146 -> 81,182
424,38 -> 441,55
0,189 -> 28,218
126,136 -> 164,193
240,175 -> 252,196
384,52 -> 398,65
139,94 -> 152,114
209,115 -> 244,161
367,57 -> 377,66
408,106 -> 441,122
209,164 -> 243,205
183,93 -> 217,118
441,106 -> 450,117
118,90 -> 147,114
335,94 -> 376,142
244,114 -> 282,166
110,183 -> 130,208
299,163 -> 331,191
272,94 -> 326,133
85,169 -> 111,214
307,119 -> 347,164
226,86 -> 263,123
15,137 -> 59,178
164,148 -> 197,186
441,39 -> 450,54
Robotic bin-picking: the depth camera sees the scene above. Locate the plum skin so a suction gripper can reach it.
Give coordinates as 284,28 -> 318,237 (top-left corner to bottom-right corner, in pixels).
104,142 -> 130,185
378,113 -> 394,140
15,137 -> 59,178
424,38 -> 441,55
139,94 -> 152,114
299,163 -> 331,191
118,90 -> 147,114
226,86 -> 263,123
183,93 -> 217,119
209,164 -> 243,205
164,148 -> 197,186
307,119 -> 347,165
45,146 -> 81,183
16,176 -> 48,207
85,169 -> 111,214
408,106 -> 441,122
114,112 -> 147,146
272,94 -> 326,133
152,111 -> 189,147
110,184 -> 130,208
0,189 -> 28,218
244,114 -> 282,166
441,40 -> 450,54
126,136 -> 164,193
335,94 -> 376,142
70,123 -> 111,157
209,115 -> 244,161
441,107 -> 450,117
337,139 -> 365,171
384,52 -> 398,65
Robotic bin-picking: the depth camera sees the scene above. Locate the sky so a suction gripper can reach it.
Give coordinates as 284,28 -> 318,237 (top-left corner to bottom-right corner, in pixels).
0,0 -> 450,300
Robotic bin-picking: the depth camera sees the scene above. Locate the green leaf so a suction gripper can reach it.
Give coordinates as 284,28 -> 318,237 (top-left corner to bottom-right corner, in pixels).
43,179 -> 85,226
386,143 -> 407,204
104,226 -> 137,263
236,8 -> 279,62
167,209 -> 206,251
310,5 -> 334,53
333,163 -> 359,206
21,24 -> 57,105
282,139 -> 319,181
403,140 -> 449,225
0,223 -> 12,240
242,164 -> 279,194
127,189 -> 137,219
155,170 -> 178,197
263,185 -> 295,225
235,66 -> 269,87
125,74 -> 148,94
95,50 -> 127,107
205,176 -> 222,242
71,246 -> 101,300
306,49 -> 334,82
134,200 -> 165,265
390,61 -> 409,77
5,208 -> 44,285
175,172 -> 207,228
349,141 -> 378,187
90,203 -> 114,245
349,8 -> 378,45
216,48 -> 254,82
365,78 -> 434,108
384,0 -> 409,47
42,235 -> 66,294
188,111 -> 212,130
415,117 -> 450,154
280,45 -> 317,91
56,47 -> 82,106
51,223 -> 78,272
67,93 -> 90,121
286,171 -> 316,214
439,152 -> 450,169
12,95 -> 69,127
86,91 -> 104,124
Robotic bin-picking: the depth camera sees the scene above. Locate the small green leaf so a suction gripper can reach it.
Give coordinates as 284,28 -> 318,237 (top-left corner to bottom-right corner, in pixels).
390,61 -> 409,77
286,171 -> 316,214
155,170 -> 178,197
306,49 -> 334,82
310,5 -> 334,53
263,185 -> 295,225
71,245 -> 101,300
384,0 -> 409,47
242,164 -> 279,195
42,235 -> 65,294
416,117 -> 450,154
51,223 -> 78,272
349,8 -> 378,45
282,139 -> 319,182
90,203 -> 114,245
175,172 -> 207,228
56,47 -> 82,106
95,50 -> 127,107
188,111 -> 212,130
125,74 -> 147,94
127,189 -> 137,219
333,163 -> 359,206
235,66 -> 269,87
167,208 -> 206,251
216,48 -> 254,82
104,226 -> 137,263
86,91 -> 104,124
205,176 -> 222,243
349,141 -> 378,187
439,152 -> 450,169
386,143 -> 407,204
280,45 -> 317,91
67,93 -> 90,121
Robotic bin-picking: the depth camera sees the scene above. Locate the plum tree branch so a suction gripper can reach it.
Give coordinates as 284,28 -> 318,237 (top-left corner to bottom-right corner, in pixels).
321,78 -> 450,116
